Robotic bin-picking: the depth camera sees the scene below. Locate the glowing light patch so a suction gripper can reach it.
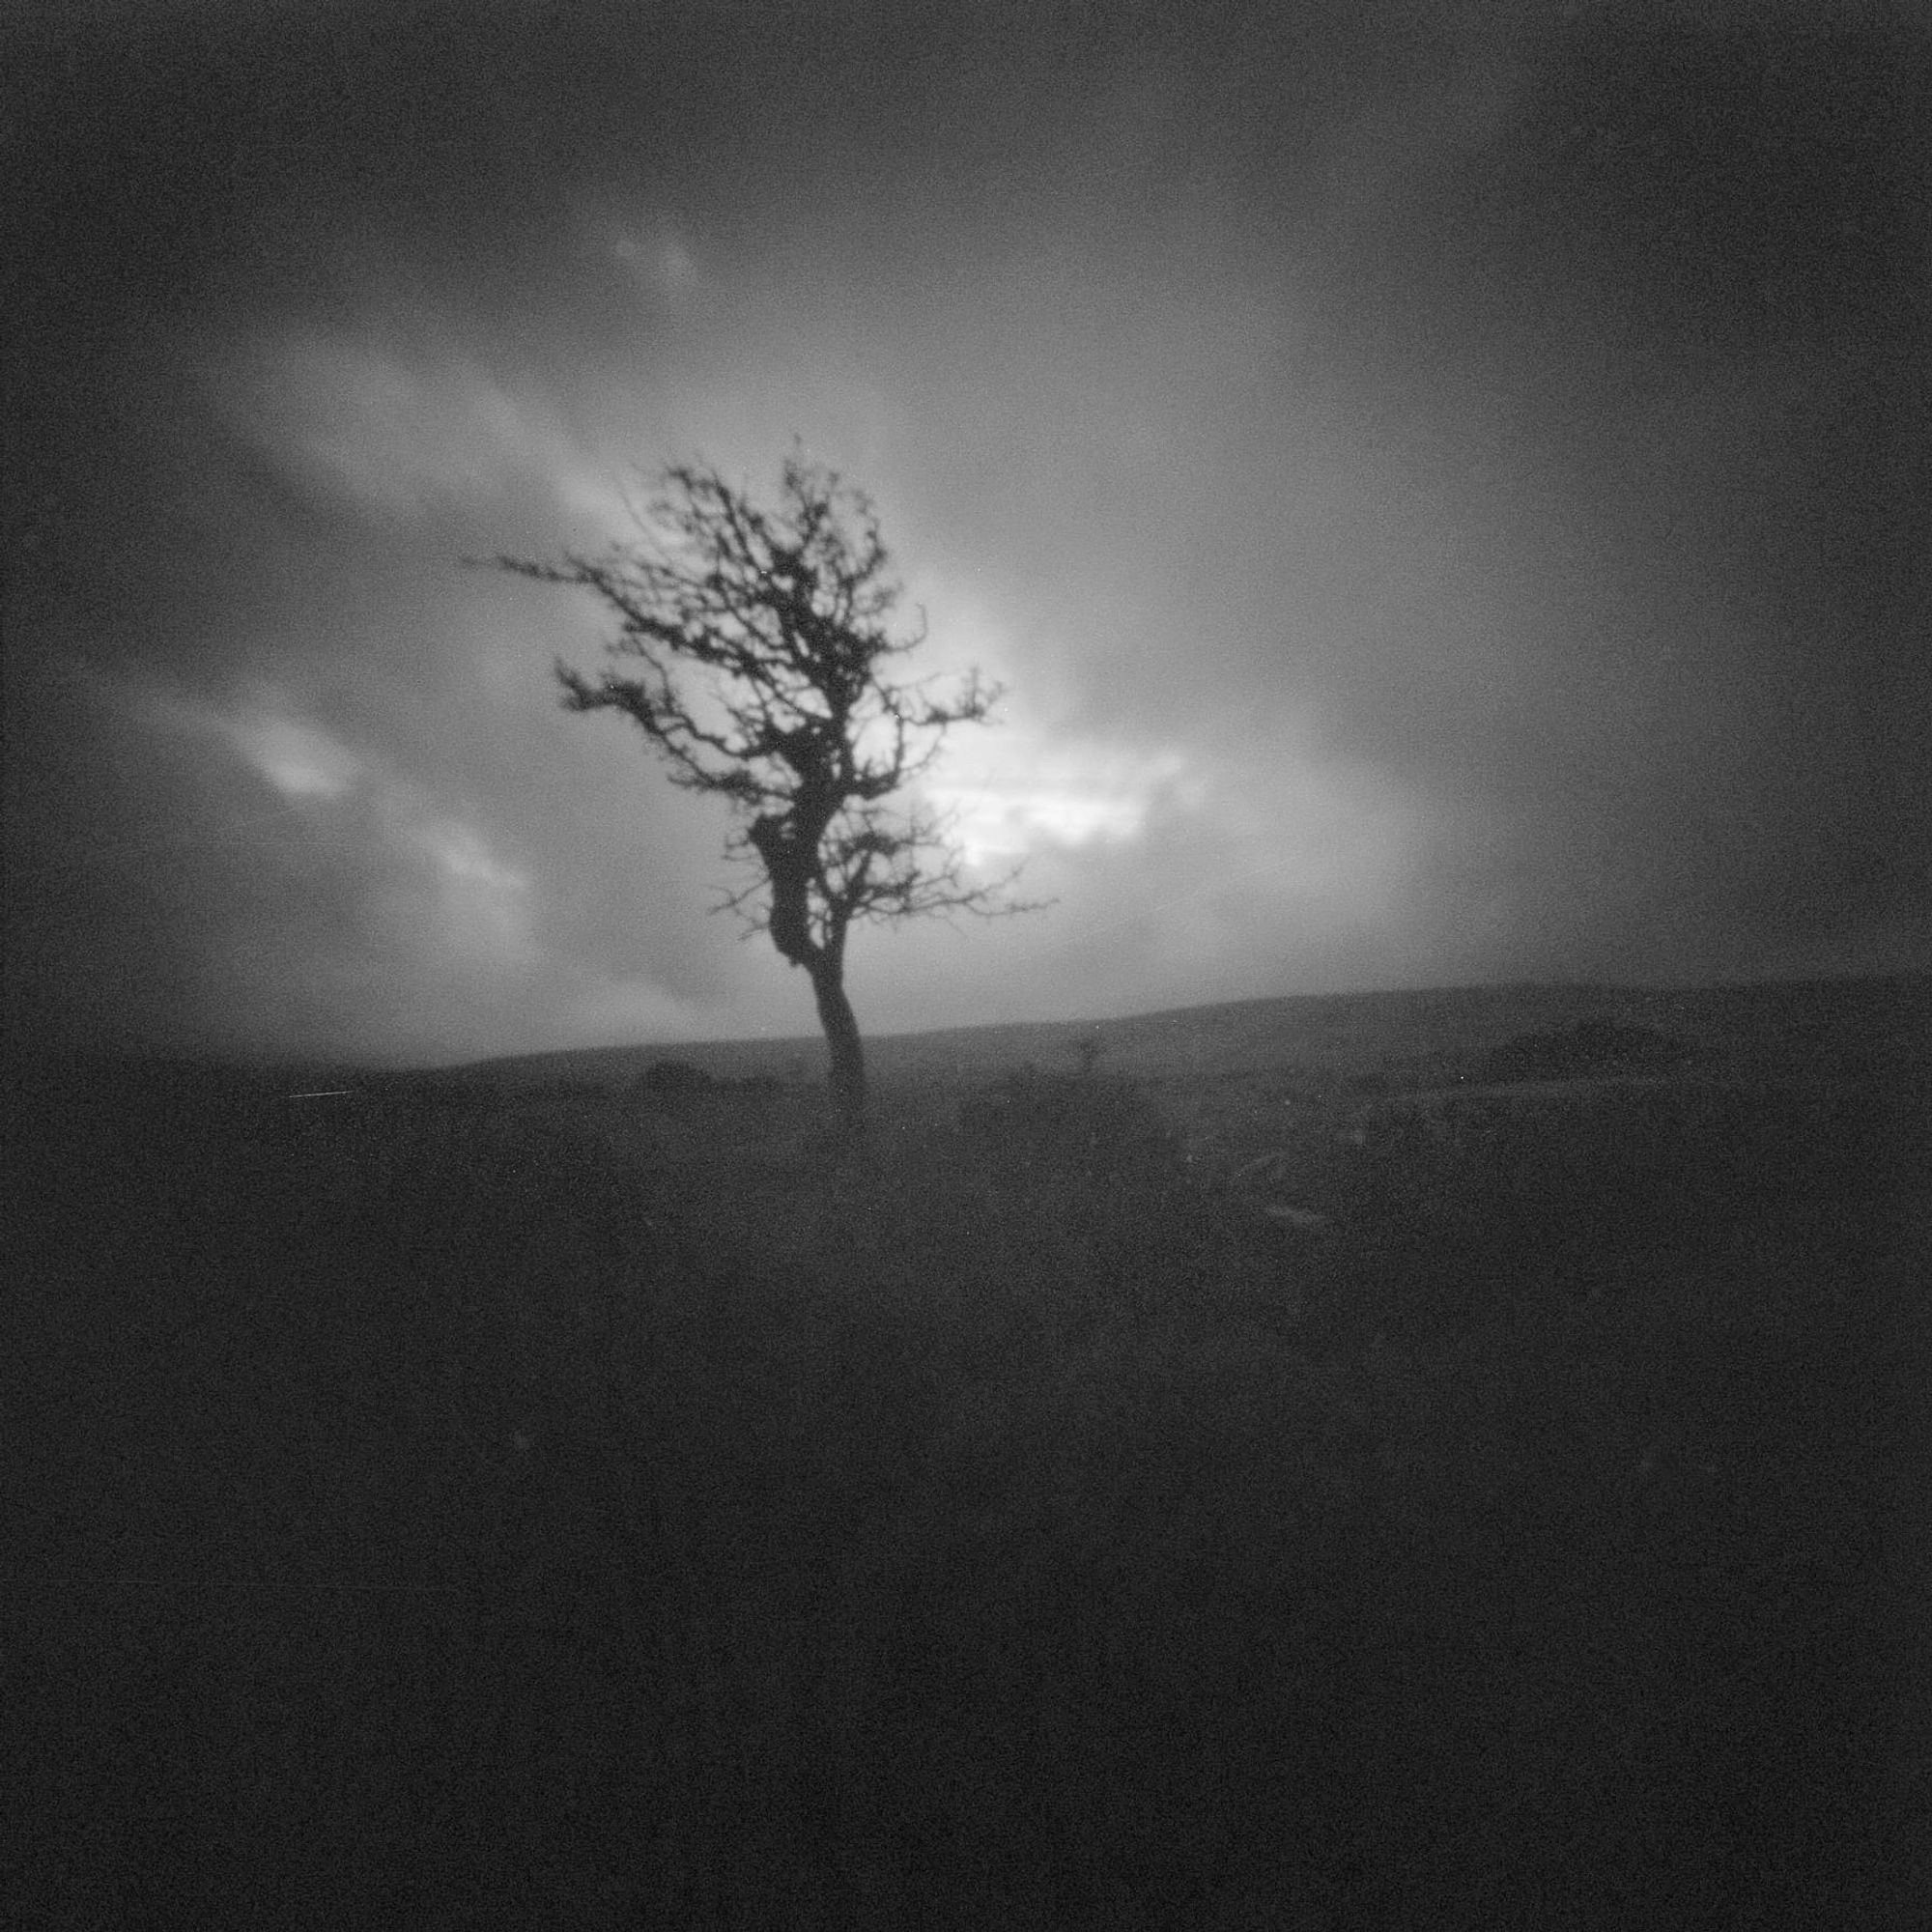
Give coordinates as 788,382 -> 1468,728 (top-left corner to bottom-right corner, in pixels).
925,746 -> 1198,867
893,570 -> 1209,867
1006,791 -> 1147,844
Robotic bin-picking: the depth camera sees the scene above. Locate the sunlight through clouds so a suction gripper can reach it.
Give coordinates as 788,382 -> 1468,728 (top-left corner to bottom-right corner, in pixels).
924,745 -> 1200,867
17,3 -> 1921,1064
900,568 -> 1209,868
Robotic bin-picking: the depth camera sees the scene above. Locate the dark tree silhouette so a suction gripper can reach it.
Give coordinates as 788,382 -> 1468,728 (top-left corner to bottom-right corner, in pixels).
488,451 -> 1043,1124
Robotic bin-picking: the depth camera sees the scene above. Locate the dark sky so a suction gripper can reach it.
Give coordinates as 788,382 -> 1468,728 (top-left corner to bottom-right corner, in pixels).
7,0 -> 1928,1066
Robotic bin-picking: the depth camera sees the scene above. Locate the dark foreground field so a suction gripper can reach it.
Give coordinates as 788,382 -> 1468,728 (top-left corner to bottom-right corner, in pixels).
5,979 -> 1929,1928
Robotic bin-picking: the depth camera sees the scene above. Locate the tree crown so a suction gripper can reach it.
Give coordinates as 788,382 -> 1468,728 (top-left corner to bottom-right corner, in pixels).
489,451 -> 1042,968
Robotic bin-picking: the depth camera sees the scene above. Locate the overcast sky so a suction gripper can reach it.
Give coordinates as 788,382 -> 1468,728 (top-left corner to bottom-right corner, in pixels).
7,0 -> 1927,1066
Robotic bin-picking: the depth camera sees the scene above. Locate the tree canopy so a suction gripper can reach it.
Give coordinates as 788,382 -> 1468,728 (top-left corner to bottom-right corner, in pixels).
488,450 -> 1043,1122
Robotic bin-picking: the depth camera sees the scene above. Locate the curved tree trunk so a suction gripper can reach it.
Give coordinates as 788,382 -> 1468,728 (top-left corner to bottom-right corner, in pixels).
809,960 -> 867,1126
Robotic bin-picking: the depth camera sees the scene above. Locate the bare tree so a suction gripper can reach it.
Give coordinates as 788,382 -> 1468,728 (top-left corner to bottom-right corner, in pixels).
486,450 -> 1043,1125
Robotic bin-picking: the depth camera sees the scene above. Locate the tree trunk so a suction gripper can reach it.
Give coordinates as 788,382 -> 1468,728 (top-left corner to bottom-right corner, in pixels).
809,960 -> 867,1126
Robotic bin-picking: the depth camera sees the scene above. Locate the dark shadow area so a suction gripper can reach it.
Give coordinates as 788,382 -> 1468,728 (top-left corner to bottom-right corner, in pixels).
1479,1016 -> 1698,1082
4,981 -> 1927,1927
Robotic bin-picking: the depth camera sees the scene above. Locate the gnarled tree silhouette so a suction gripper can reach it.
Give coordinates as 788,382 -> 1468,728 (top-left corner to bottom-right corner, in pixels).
487,451 -> 1042,1124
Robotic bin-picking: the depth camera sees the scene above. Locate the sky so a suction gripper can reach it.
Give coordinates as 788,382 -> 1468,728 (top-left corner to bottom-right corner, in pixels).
6,0 -> 1928,1067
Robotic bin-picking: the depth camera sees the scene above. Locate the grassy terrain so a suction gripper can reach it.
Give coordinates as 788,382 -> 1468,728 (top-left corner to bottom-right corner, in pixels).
5,977 -> 1928,1927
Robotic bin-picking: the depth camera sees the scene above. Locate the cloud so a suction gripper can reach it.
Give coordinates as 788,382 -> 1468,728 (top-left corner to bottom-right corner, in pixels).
9,3 -> 1925,1066
387,814 -> 535,973
227,711 -> 363,801
210,332 -> 625,528
85,678 -> 595,1056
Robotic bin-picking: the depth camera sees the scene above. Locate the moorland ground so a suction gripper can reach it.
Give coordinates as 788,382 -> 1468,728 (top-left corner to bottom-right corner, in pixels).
5,977 -> 1929,1928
